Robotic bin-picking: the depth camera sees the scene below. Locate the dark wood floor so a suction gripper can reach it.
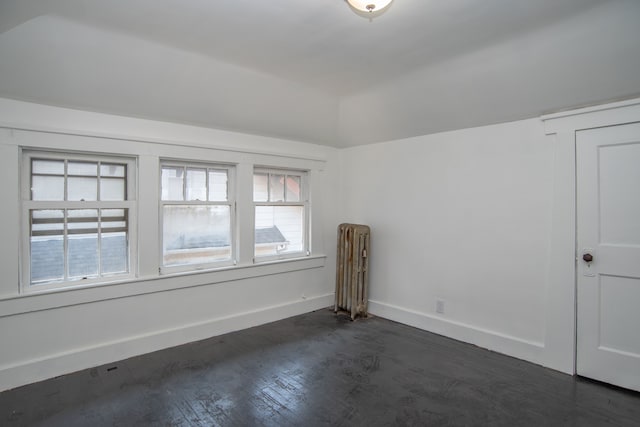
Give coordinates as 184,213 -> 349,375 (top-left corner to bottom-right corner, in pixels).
2,308 -> 639,426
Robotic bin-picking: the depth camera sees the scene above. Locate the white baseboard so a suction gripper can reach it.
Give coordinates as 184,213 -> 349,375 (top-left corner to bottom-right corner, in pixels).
369,300 -> 546,367
0,293 -> 333,392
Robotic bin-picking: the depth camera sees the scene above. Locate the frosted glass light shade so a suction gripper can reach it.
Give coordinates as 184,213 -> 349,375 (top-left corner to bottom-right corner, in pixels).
346,0 -> 393,13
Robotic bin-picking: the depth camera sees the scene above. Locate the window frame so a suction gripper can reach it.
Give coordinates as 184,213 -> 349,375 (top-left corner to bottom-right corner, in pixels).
20,150 -> 138,293
253,167 -> 310,263
159,160 -> 236,274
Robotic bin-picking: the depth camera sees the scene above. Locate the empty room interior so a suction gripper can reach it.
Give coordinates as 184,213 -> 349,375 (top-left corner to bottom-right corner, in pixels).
1,0 -> 640,425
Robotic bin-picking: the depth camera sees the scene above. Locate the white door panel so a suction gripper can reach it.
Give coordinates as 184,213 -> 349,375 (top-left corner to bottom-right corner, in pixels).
598,275 -> 640,356
576,122 -> 640,392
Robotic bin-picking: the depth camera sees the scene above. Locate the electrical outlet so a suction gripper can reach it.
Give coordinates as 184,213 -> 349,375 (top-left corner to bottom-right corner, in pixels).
436,299 -> 445,314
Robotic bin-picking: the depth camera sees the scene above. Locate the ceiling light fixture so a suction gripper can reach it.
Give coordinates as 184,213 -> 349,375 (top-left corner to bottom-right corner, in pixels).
346,0 -> 394,17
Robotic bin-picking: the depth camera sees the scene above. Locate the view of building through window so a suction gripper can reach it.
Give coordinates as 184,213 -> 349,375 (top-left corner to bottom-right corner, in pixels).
27,156 -> 132,286
253,170 -> 307,258
23,153 -> 310,291
160,164 -> 234,269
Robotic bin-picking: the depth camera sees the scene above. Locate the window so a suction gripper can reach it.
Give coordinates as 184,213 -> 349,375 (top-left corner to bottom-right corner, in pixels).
253,168 -> 309,260
160,162 -> 235,272
22,152 -> 136,291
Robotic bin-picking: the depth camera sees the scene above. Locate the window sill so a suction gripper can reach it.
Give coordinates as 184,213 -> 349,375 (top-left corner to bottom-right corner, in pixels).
0,255 -> 326,317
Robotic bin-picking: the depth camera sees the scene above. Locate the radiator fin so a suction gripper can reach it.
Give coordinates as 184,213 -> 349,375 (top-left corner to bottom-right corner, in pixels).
334,223 -> 370,320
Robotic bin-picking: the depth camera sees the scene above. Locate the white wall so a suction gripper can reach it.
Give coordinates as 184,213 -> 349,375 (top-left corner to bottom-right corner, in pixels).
340,118 -> 555,367
340,100 -> 640,374
0,99 -> 341,392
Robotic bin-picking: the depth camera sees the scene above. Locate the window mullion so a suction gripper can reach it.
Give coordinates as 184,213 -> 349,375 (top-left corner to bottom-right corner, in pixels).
97,208 -> 102,277
182,166 -> 187,201
255,201 -> 301,207
64,159 -> 69,202
284,174 -> 288,202
63,208 -> 69,282
162,200 -> 229,207
267,172 -> 271,202
26,201 -> 128,209
205,167 -> 210,202
96,161 -> 102,203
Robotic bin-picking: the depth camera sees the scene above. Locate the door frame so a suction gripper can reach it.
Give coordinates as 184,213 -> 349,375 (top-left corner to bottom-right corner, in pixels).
541,98 -> 640,375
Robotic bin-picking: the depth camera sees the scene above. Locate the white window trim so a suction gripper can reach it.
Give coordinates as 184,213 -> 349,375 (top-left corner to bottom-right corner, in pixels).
3,127 -> 328,304
20,150 -> 138,294
159,160 -> 237,274
253,167 -> 310,263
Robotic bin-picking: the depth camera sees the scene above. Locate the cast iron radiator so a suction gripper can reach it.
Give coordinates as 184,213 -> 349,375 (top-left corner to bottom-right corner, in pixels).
334,223 -> 370,320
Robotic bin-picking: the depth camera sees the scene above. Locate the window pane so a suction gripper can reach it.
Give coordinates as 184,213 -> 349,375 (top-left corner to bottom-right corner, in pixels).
161,167 -> 184,201
101,208 -> 127,230
255,205 -> 304,256
163,205 -> 232,266
32,159 -> 64,175
68,233 -> 98,279
68,209 -> 98,234
101,208 -> 128,274
32,176 -> 64,200
253,173 -> 268,202
31,209 -> 64,236
186,168 -> 207,201
269,174 -> 285,202
68,177 -> 97,201
208,170 -> 228,201
101,231 -> 128,275
67,209 -> 99,278
100,163 -> 125,177
30,210 -> 64,283
68,161 -> 97,176
100,177 -> 126,201
31,236 -> 64,283
286,175 -> 301,202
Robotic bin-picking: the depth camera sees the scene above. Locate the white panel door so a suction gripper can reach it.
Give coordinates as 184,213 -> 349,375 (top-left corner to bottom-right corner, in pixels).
576,122 -> 640,392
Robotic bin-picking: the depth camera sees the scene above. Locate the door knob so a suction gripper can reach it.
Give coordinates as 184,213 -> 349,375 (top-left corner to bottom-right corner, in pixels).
582,253 -> 594,263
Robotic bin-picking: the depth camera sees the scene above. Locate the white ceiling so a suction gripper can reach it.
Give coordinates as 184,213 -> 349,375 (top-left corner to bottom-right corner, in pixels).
1,0 -> 639,147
